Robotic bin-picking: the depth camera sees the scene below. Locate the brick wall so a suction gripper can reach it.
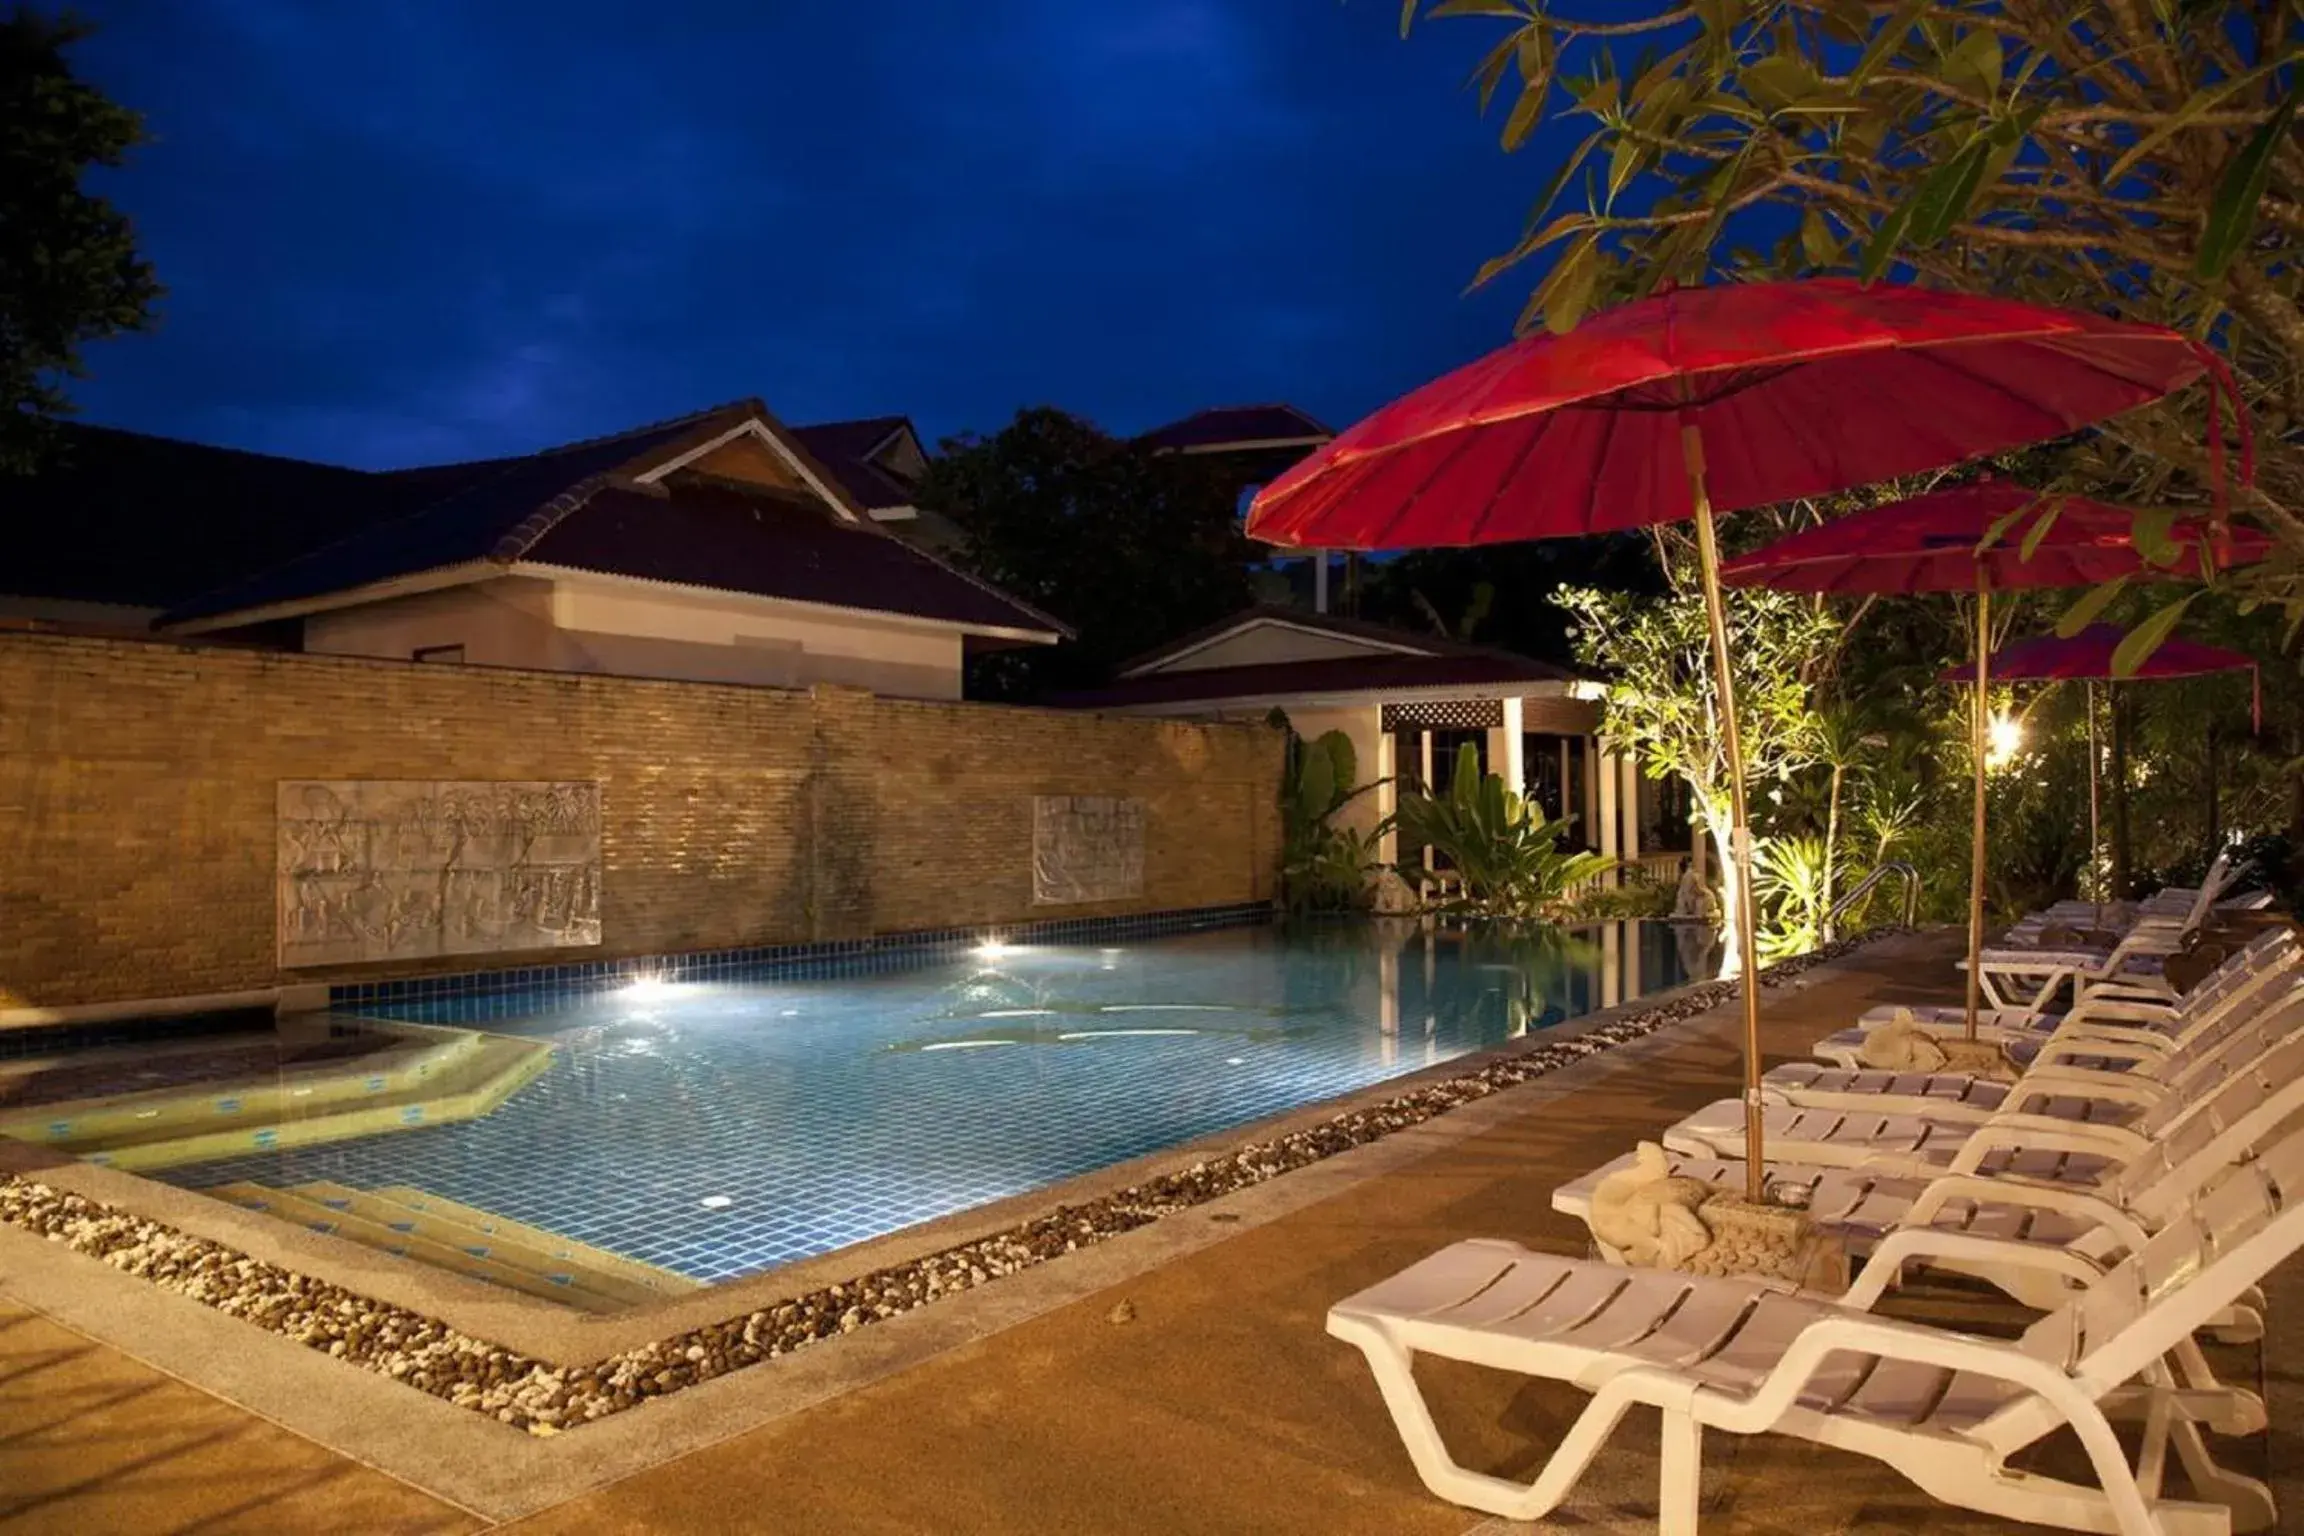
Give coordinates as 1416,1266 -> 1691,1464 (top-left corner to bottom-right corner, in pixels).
0,633 -> 1282,1010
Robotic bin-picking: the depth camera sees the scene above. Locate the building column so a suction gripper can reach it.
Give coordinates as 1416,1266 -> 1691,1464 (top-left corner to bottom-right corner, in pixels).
1420,729 -> 1436,877
1619,751 -> 1643,867
1374,727 -> 1398,866
1582,737 -> 1602,851
1500,696 -> 1525,799
1556,738 -> 1571,825
1597,746 -> 1621,876
1600,919 -> 1623,1008
1313,552 -> 1329,614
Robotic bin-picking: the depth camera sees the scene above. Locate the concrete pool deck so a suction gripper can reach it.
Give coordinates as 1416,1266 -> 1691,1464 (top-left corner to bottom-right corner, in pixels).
3,925 -> 2296,1533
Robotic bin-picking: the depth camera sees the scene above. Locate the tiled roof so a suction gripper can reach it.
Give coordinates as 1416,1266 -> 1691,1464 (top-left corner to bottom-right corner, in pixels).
161,405 -> 739,624
1136,404 -> 1333,453
1052,651 -> 1582,711
525,481 -> 1065,637
125,402 -> 1059,640
1,424 -> 449,609
788,416 -> 920,513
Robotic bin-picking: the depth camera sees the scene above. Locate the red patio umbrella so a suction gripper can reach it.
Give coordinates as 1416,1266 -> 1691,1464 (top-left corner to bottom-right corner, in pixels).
1723,485 -> 2265,1037
1940,624 -> 2261,912
1248,278 -> 2242,1201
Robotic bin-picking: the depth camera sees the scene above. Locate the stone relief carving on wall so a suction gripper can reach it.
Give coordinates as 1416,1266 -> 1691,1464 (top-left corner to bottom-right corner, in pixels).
1032,795 -> 1146,905
277,780 -> 602,967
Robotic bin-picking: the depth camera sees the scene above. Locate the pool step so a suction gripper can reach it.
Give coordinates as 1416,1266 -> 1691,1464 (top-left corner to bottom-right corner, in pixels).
206,1181 -> 692,1312
44,1034 -> 557,1173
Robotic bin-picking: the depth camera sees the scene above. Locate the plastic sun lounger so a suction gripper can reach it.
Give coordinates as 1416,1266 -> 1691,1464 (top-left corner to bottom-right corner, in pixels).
1786,941 -> 2300,1115
1962,871 -> 2264,1020
1813,929 -> 2298,1070
1659,980 -> 2304,1173
1554,1026 -> 2304,1341
1998,856 -> 2252,945
1333,1144 -> 2295,1532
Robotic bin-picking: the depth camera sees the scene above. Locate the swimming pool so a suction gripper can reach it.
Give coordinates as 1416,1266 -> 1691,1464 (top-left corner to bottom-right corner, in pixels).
168,918 -> 1714,1285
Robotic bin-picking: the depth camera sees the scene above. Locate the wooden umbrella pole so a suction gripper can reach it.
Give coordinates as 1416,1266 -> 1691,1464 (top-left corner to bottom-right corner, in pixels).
1683,425 -> 1767,1204
2087,680 -> 2103,925
1966,575 -> 1990,1041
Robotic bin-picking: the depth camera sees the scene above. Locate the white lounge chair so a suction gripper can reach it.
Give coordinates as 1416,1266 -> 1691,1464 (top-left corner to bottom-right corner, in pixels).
1331,1144 -> 2297,1531
1555,1027 -> 2304,1341
1662,978 -> 2304,1170
1964,874 -> 2269,1019
1813,928 -> 2297,1071
1774,952 -> 2301,1122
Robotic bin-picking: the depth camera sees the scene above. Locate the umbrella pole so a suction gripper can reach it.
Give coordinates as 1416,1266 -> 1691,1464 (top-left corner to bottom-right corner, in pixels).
2087,680 -> 2103,926
1682,425 -> 1767,1204
1966,577 -> 1990,1041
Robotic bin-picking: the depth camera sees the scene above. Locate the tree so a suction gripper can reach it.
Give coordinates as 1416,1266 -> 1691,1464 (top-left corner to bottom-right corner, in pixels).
1558,576 -> 1840,975
1,7 -> 159,472
1355,533 -> 1665,663
1400,2 -> 2304,618
916,408 -> 1257,701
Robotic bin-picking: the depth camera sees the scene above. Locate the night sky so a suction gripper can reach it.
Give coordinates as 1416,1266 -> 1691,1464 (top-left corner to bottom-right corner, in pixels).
64,2 -> 1562,470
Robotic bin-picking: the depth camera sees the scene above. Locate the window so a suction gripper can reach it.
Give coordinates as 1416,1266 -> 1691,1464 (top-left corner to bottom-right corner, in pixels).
413,644 -> 466,665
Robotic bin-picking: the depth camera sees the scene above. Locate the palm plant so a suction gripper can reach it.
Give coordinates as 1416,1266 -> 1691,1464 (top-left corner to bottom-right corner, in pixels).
1753,833 -> 1832,963
1393,743 -> 1616,920
1277,722 -> 1390,913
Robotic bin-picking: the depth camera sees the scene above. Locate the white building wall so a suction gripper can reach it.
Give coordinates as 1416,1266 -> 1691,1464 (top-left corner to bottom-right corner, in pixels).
301,575 -> 969,700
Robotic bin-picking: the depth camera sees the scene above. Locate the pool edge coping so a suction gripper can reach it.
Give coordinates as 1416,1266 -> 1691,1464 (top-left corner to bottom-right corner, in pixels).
0,929 -> 1929,1521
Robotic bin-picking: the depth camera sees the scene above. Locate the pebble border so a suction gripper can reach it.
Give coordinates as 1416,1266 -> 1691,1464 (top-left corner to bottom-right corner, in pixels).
0,930 -> 1902,1436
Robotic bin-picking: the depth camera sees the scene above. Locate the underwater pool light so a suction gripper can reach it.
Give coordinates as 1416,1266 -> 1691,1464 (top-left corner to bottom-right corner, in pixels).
621,973 -> 678,1001
974,937 -> 1018,960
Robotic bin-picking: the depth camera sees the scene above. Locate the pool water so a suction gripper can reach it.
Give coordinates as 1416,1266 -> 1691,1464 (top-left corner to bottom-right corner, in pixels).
168,918 -> 1714,1283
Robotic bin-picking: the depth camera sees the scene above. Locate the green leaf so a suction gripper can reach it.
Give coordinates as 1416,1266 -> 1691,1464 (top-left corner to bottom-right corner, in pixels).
1798,208 -> 1840,268
1820,0 -> 1871,45
1742,54 -> 1818,113
1502,43 -> 1555,151
1976,498 -> 2031,555
2057,577 -> 2127,637
1467,30 -> 1519,113
2198,83 -> 2302,281
1851,0 -> 1928,88
2128,505 -> 2182,567
1473,210 -> 1591,290
1424,0 -> 1526,19
2017,495 -> 2063,562
2111,595 -> 2198,678
1907,137 -> 1993,245
1539,235 -> 1604,333
2105,60 -> 2293,187
1401,0 -> 1420,39
1941,29 -> 2003,99
1605,132 -> 1648,206
1858,192 -> 1922,282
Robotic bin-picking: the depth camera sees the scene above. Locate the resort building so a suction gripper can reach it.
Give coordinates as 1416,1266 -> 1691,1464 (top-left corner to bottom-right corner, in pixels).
3,401 -> 1058,701
1055,605 -> 1687,880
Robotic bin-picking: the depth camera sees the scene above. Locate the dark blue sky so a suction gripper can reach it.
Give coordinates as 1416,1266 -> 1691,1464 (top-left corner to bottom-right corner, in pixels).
66,1 -> 1558,469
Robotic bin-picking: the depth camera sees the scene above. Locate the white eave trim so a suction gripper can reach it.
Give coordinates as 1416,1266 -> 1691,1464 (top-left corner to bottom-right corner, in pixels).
513,563 -> 1061,646
1088,679 -> 1591,717
1123,616 -> 1436,678
633,418 -> 864,523
160,561 -> 501,635
1167,435 -> 1331,456
864,504 -> 920,522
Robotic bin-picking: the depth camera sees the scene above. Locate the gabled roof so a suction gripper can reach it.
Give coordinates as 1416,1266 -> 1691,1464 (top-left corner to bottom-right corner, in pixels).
1053,651 -> 1584,712
1136,404 -> 1334,454
1117,604 -> 1501,677
520,481 -> 1066,638
788,415 -> 924,514
152,402 -> 1063,642
161,402 -> 762,626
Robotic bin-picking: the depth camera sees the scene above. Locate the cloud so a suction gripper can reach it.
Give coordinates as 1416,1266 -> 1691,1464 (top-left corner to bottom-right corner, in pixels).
67,0 -> 1552,465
